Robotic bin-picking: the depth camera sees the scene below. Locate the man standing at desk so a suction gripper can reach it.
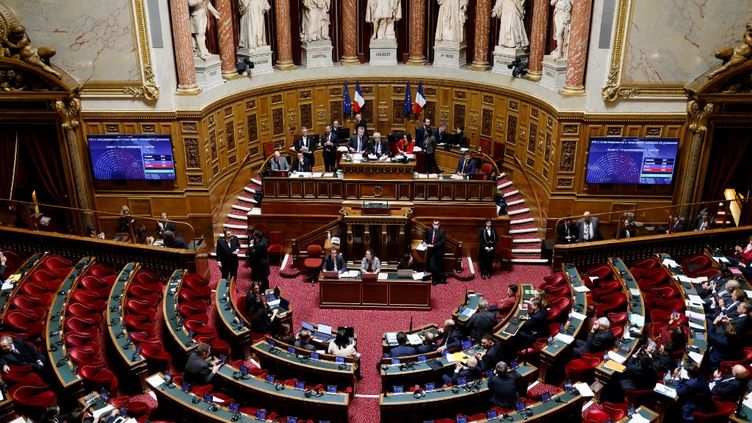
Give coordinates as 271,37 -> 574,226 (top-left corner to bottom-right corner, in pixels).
293,152 -> 311,173
415,118 -> 431,149
423,219 -> 446,284
360,249 -> 381,274
294,127 -> 317,168
349,126 -> 367,154
322,247 -> 347,274
424,134 -> 440,174
366,131 -> 390,160
321,125 -> 339,172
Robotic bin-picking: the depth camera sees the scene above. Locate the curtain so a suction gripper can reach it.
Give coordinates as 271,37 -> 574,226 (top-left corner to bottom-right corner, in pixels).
703,132 -> 752,202
20,125 -> 67,205
0,129 -> 18,200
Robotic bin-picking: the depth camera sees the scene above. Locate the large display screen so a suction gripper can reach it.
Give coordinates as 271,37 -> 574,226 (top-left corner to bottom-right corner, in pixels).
88,135 -> 176,181
585,137 -> 678,185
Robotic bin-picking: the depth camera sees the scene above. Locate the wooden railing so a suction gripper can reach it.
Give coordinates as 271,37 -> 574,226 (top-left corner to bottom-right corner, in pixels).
511,154 -> 545,235
552,225 -> 752,269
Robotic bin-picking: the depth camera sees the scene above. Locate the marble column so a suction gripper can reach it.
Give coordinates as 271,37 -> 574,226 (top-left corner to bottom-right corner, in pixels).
469,0 -> 492,70
407,0 -> 426,65
274,0 -> 295,69
561,0 -> 592,95
55,98 -> 94,230
527,0 -> 550,81
169,0 -> 200,93
678,101 -> 714,216
341,0 -> 359,64
216,0 -> 238,79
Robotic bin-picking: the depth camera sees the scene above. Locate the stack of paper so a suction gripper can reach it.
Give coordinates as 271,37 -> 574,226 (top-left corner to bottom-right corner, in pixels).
416,244 -> 427,252
378,273 -> 388,280
412,272 -> 426,280
629,313 -> 645,327
407,334 -> 423,345
662,258 -> 679,268
461,308 -> 476,318
573,382 -> 594,397
385,332 -> 398,345
653,383 -> 677,399
687,294 -> 704,306
553,333 -> 574,344
688,351 -> 704,364
628,413 -> 651,423
608,351 -> 627,364
570,311 -> 587,321
446,352 -> 467,363
573,285 -> 590,293
603,360 -> 626,373
629,288 -> 641,297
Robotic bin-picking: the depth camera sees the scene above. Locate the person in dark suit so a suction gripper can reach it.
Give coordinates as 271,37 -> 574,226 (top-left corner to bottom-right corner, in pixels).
433,123 -> 450,145
156,212 -> 177,238
216,228 -> 240,280
516,299 -> 548,347
675,363 -> 714,421
162,230 -> 189,249
556,218 -> 578,244
618,214 -> 637,239
353,113 -> 367,135
572,317 -> 616,358
424,135 -> 440,174
293,152 -> 311,173
487,361 -> 522,408
437,319 -> 464,353
619,352 -> 657,392
416,332 -> 438,354
366,131 -> 389,159
468,299 -> 498,341
183,343 -> 222,386
348,126 -> 367,153
455,152 -> 476,176
390,332 -> 417,358
249,300 -> 279,334
415,118 -> 431,149
576,211 -> 600,242
294,126 -> 317,167
452,126 -> 467,147
269,150 -> 290,171
321,247 -> 347,274
478,218 -> 497,280
475,334 -> 504,371
321,125 -> 339,172
248,229 -> 270,292
423,220 -> 446,285
0,254 -> 6,281
708,323 -> 743,370
711,364 -> 750,401
442,356 -> 481,385
0,336 -> 45,372
294,330 -> 316,351
668,215 -> 687,234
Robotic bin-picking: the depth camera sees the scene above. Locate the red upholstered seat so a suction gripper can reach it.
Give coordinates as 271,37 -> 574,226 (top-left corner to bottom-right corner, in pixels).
183,284 -> 211,298
88,263 -> 117,278
179,288 -> 209,305
584,264 -> 614,284
631,257 -> 659,270
594,292 -> 626,316
268,231 -> 283,264
69,346 -> 104,366
720,346 -> 752,372
607,312 -> 628,326
65,329 -> 99,347
71,290 -> 107,310
565,353 -> 602,383
692,401 -> 737,421
184,319 -> 217,336
64,315 -> 100,331
5,310 -> 44,338
601,402 -> 628,421
542,272 -> 567,288
583,408 -> 611,423
41,255 -> 73,277
29,268 -> 60,284
303,244 -> 324,282
9,305 -> 46,321
9,383 -> 57,408
20,281 -> 57,297
128,282 -> 163,299
80,364 -> 119,392
66,303 -> 103,322
625,389 -> 659,409
3,365 -> 45,386
591,280 -> 622,302
134,270 -> 163,285
545,285 -> 571,301
178,303 -> 206,319
9,295 -> 43,311
126,298 -> 158,316
79,275 -> 112,293
139,343 -> 173,369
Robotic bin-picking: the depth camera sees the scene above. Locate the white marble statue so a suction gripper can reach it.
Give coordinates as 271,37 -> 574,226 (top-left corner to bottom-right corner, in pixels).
239,0 -> 271,50
435,0 -> 469,42
491,0 -> 529,49
550,0 -> 572,59
301,0 -> 331,42
188,0 -> 221,60
366,0 -> 402,40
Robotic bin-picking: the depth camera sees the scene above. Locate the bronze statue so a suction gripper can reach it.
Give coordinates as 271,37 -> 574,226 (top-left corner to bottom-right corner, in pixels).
0,3 -> 61,79
708,20 -> 752,79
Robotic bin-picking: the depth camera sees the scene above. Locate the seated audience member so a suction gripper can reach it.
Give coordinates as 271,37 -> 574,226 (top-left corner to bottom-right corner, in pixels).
729,234 -> 752,268
442,356 -> 481,386
113,205 -> 134,242
293,151 -> 311,173
716,301 -> 752,334
184,343 -> 222,385
295,329 -> 316,351
249,300 -> 278,334
710,288 -> 748,323
416,332 -> 438,354
360,249 -> 381,274
675,363 -> 714,421
618,213 -> 637,239
532,289 -> 549,309
366,131 -> 389,159
0,335 -> 45,372
475,333 -> 504,371
648,343 -> 676,374
487,361 -> 522,408
667,214 -> 687,234
321,247 -> 347,274
270,150 -> 290,172
348,126 -> 367,153
390,332 -> 417,358
572,317 -> 616,358
710,364 -> 750,401
556,218 -> 578,244
468,299 -> 498,342
708,323 -> 743,370
396,133 -> 415,155
660,325 -> 688,356
619,351 -> 657,392
328,329 -> 362,380
703,279 -> 742,313
491,284 -> 518,317
244,282 -> 262,317
516,299 -> 547,348
437,319 -> 464,353
455,152 -> 476,176
275,322 -> 295,345
162,230 -> 189,249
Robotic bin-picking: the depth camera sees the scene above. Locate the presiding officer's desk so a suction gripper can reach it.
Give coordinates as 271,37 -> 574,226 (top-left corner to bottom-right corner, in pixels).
319,271 -> 432,309
251,338 -> 357,392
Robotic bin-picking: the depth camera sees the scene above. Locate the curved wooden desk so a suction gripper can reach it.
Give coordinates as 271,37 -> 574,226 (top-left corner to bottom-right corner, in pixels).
215,278 -> 252,358
0,251 -> 43,320
162,269 -> 199,359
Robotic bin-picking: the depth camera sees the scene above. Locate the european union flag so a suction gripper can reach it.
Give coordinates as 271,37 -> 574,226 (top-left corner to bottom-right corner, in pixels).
403,81 -> 411,117
343,82 -> 352,117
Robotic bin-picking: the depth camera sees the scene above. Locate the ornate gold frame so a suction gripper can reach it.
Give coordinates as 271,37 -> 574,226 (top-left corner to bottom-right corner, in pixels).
80,0 -> 159,101
601,0 -> 687,102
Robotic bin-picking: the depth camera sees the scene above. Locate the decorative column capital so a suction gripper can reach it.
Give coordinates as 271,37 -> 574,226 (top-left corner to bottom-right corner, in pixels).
55,96 -> 81,131
687,101 -> 714,134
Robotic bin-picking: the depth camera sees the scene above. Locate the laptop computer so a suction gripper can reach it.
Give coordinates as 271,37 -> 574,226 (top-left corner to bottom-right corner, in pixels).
278,298 -> 290,311
322,270 -> 340,279
301,321 -> 314,332
397,269 -> 414,278
362,272 -> 378,281
314,323 -> 334,342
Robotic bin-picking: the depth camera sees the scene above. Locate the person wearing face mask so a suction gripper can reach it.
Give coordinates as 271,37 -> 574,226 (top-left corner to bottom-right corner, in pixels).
422,219 -> 446,285
478,218 -> 497,280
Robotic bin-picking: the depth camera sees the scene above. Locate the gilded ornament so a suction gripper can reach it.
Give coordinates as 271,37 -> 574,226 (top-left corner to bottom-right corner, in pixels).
708,20 -> 752,79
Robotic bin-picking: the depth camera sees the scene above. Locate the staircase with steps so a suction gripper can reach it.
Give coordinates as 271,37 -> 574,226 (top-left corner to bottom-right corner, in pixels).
496,173 -> 548,264
216,173 -> 549,264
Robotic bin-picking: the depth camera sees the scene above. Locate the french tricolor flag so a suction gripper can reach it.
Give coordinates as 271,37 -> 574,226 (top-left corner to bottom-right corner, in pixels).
353,83 -> 365,113
413,82 -> 426,116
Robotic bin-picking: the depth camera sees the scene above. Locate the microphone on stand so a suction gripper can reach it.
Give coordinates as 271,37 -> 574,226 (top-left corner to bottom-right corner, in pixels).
409,316 -> 413,333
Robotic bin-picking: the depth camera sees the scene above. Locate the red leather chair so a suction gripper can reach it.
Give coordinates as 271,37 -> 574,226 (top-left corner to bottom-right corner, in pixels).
625,389 -> 659,409
128,283 -> 163,300
179,288 -> 209,305
637,278 -> 667,291
65,331 -> 98,347
648,285 -> 680,299
66,303 -> 103,323
42,255 -> 73,277
69,346 -> 104,366
631,257 -> 659,270
109,396 -> 152,419
594,292 -> 627,316
542,272 -> 567,288
565,353 -> 602,382
545,285 -> 571,301
20,281 -> 57,297
184,319 -> 217,336
607,312 -> 628,327
183,284 -> 211,298
64,315 -> 100,332
129,331 -> 161,344
5,310 -> 44,337
71,290 -> 107,310
582,408 -> 611,423
720,347 -> 752,371
8,384 -> 57,408
611,326 -> 624,339
496,236 -> 513,271
303,244 -> 324,282
79,275 -> 112,293
139,343 -> 173,369
123,316 -> 157,336
601,402 -> 628,421
172,375 -> 213,396
584,264 -> 614,284
9,305 -> 46,321
691,267 -> 721,279
3,365 -> 45,386
195,335 -> 232,357
80,364 -> 119,392
29,268 -> 60,284
549,296 -> 572,314
134,269 -> 163,284
126,299 -> 158,317
178,303 -> 206,319
682,254 -> 711,273
125,309 -> 157,324
591,280 -> 622,302
268,231 -> 284,264
9,295 -> 43,311
88,263 -> 117,278
184,274 -> 210,288
692,401 -> 737,421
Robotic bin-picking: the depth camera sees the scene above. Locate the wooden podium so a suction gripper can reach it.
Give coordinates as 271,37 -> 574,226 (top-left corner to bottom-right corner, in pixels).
339,161 -> 415,180
340,202 -> 412,264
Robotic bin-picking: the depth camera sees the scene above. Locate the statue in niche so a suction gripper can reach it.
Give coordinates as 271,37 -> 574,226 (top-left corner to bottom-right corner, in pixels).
366,0 -> 402,41
188,0 -> 220,60
301,0 -> 331,42
435,0 -> 469,43
708,20 -> 752,79
239,0 -> 271,50
0,3 -> 60,78
550,0 -> 571,59
491,0 -> 529,50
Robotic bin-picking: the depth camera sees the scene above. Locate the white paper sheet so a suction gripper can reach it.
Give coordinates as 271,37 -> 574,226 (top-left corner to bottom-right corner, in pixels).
570,311 -> 587,321
407,334 -> 423,345
574,285 -> 590,293
608,351 -> 627,364
688,294 -> 704,305
629,288 -> 641,297
416,244 -> 427,252
554,333 -> 574,344
653,383 -> 677,399
688,321 -> 705,330
629,313 -> 645,327
662,258 -> 679,268
412,272 -> 426,280
688,351 -> 704,364
628,413 -> 651,423
378,273 -> 388,280
573,382 -> 594,397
